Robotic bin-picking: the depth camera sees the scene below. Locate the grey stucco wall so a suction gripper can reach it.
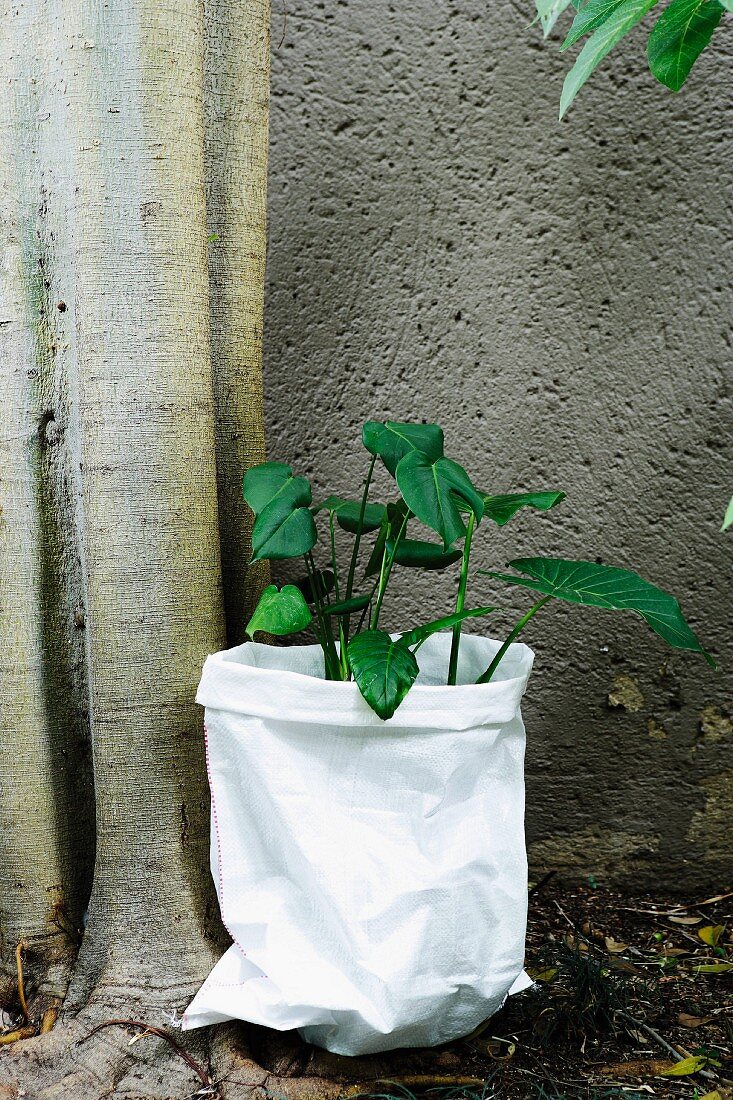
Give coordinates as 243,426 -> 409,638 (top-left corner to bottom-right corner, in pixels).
264,0 -> 733,890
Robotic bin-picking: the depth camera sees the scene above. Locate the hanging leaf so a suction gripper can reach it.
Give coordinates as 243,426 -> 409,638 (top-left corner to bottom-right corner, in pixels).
536,0 -> 575,37
562,0 -> 635,49
647,0 -> 725,91
245,584 -> 313,638
347,630 -> 420,720
294,569 -> 336,603
243,462 -> 317,562
387,537 -> 463,570
659,1055 -> 708,1076
479,557 -> 715,665
559,0 -> 659,118
398,606 -> 495,649
362,420 -> 444,476
323,594 -> 371,616
396,452 -> 484,548
722,496 -> 733,531
649,0 -> 726,85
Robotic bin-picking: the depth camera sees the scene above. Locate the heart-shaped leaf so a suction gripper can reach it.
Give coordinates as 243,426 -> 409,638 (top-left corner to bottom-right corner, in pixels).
245,584 -> 313,637
324,594 -> 371,616
396,452 -> 484,548
362,421 -> 444,476
647,0 -> 724,92
480,557 -> 714,665
387,537 -> 463,570
399,606 -> 495,649
346,629 -> 419,720
243,462 -> 317,562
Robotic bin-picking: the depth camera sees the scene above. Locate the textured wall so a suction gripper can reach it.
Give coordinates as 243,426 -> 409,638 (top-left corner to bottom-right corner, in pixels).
265,0 -> 733,890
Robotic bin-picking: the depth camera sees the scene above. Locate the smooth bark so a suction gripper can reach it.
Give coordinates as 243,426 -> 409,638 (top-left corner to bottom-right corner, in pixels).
0,0 -> 271,1093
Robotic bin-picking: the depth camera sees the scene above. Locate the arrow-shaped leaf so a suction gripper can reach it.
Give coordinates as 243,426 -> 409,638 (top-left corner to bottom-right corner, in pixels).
347,630 -> 420,720
362,420 -> 444,476
396,452 -> 484,548
246,584 -> 313,637
479,557 -> 714,665
647,0 -> 725,91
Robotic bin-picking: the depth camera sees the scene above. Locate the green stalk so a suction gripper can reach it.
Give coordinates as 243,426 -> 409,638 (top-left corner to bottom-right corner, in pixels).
329,512 -> 340,599
327,513 -> 350,679
343,455 -> 376,646
476,596 -> 551,684
369,511 -> 410,631
306,552 -> 340,679
447,511 -> 476,687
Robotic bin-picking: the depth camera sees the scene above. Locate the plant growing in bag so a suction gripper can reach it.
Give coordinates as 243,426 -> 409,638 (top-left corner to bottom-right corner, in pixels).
243,420 -> 714,720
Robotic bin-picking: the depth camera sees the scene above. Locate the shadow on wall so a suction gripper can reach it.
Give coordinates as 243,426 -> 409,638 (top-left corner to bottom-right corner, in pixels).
264,0 -> 733,890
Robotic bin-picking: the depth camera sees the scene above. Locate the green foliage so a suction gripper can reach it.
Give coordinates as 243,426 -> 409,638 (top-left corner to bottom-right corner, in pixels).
480,557 -> 714,664
395,452 -> 484,548
532,0 -> 731,116
560,0 -> 659,118
647,0 -> 725,90
362,420 -> 444,475
346,630 -> 420,720
242,421 -> 712,719
722,496 -> 733,531
243,462 -> 317,561
480,491 -> 566,526
245,584 -> 312,638
388,537 -> 463,569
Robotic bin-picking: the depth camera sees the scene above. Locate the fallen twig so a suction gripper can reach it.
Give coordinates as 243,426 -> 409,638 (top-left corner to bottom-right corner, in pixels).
15,941 -> 28,1022
616,1009 -> 721,1084
0,1025 -> 36,1044
77,1019 -> 215,1093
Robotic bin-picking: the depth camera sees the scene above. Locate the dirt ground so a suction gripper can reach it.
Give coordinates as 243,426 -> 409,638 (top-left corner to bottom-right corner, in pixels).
2,881 -> 730,1099
349,878 -> 733,1100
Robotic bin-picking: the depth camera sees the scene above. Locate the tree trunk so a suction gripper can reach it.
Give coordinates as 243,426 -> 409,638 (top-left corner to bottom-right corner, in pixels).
0,0 -> 273,1094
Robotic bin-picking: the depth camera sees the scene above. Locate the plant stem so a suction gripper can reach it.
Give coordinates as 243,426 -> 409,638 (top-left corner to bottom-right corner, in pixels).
343,455 -> 376,646
369,510 -> 410,631
306,552 -> 340,679
329,512 -> 340,599
447,511 -> 476,687
476,596 -> 551,684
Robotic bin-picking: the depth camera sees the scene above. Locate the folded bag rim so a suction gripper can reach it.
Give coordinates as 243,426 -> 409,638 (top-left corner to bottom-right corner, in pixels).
196,633 -> 534,730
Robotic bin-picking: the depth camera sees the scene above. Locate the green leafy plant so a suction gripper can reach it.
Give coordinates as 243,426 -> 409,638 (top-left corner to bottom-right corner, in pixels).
532,0 -> 731,118
243,421 -> 713,720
